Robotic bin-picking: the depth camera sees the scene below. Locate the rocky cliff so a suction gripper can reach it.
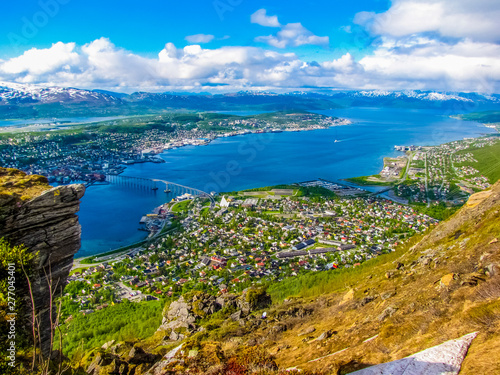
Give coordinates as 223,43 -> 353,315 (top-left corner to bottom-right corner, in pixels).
0,168 -> 85,356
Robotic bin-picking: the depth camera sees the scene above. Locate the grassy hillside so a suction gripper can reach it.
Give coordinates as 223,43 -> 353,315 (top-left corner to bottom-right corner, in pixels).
63,180 -> 500,375
458,111 -> 500,124
262,183 -> 500,374
455,141 -> 500,183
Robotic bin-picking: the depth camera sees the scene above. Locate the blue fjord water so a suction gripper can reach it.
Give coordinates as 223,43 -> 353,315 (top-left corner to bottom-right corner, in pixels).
76,107 -> 495,257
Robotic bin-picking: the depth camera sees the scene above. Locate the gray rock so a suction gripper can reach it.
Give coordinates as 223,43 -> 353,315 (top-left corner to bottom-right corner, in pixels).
486,263 -> 497,276
0,183 -> 85,357
101,340 -> 115,350
378,306 -> 398,321
315,330 -> 334,341
230,310 -> 243,321
128,346 -> 159,364
270,324 -> 287,334
359,296 -> 377,306
381,291 -> 396,300
298,327 -> 316,336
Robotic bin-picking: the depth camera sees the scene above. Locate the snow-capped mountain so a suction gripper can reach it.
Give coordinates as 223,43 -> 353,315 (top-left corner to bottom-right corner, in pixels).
0,82 -> 123,105
326,89 -> 500,103
0,81 -> 498,120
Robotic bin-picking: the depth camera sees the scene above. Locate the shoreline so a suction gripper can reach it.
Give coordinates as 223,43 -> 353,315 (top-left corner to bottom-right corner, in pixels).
73,118 -> 495,261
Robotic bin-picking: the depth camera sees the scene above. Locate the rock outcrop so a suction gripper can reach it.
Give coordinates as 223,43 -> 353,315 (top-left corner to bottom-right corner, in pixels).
157,289 -> 272,341
0,168 -> 85,356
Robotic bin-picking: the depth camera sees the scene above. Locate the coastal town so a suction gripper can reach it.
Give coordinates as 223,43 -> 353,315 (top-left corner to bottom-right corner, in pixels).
353,136 -> 500,205
64,183 -> 437,316
0,111 -> 347,184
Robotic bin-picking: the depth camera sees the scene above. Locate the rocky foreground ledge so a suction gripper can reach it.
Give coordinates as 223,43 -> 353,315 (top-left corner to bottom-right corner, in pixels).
0,168 -> 85,356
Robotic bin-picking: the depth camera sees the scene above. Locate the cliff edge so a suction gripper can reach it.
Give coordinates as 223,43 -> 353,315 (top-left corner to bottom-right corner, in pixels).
0,168 -> 85,356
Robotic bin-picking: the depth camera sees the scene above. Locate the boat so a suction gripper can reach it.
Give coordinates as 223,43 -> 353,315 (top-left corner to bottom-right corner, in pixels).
164,189 -> 171,193
152,187 -> 159,191
334,139 -> 340,143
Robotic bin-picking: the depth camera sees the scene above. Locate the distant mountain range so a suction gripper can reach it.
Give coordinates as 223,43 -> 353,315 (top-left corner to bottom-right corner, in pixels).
1,81 -> 499,120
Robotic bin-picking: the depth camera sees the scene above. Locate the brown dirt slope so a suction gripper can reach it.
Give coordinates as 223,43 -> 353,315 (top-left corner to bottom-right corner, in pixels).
260,182 -> 500,374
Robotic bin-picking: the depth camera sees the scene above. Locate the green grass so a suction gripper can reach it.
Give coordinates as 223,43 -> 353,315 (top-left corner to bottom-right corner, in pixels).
345,176 -> 392,186
58,300 -> 163,357
239,184 -> 298,192
171,199 -> 192,213
412,202 -> 461,220
267,248 -> 406,302
458,111 -> 500,124
455,141 -> 500,183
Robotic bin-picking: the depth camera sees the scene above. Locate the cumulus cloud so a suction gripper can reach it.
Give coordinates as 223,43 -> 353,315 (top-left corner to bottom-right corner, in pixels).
0,36 -> 498,92
354,0 -> 500,43
252,9 -> 329,48
251,9 -> 281,27
256,23 -> 329,48
358,39 -> 500,92
185,34 -> 215,44
0,42 -> 79,76
346,0 -> 500,92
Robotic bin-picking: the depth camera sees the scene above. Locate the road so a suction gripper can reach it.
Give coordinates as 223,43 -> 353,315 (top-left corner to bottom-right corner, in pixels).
424,153 -> 431,207
399,151 -> 414,182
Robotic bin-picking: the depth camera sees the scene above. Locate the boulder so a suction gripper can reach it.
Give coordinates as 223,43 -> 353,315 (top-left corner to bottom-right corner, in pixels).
381,291 -> 396,300
342,289 -> 355,303
378,306 -> 398,321
127,346 -> 159,365
230,310 -> 243,321
359,296 -> 377,306
315,330 -> 334,341
298,326 -> 316,336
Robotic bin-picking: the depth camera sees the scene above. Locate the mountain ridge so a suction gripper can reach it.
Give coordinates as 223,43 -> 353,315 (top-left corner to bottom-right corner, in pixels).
1,81 -> 499,121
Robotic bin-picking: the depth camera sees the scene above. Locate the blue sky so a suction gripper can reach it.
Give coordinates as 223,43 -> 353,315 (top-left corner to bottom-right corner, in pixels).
0,0 -> 499,93
0,1 -> 388,59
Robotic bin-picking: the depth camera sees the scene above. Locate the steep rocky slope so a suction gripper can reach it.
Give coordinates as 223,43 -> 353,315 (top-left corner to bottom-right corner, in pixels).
0,168 -> 85,356
73,181 -> 500,374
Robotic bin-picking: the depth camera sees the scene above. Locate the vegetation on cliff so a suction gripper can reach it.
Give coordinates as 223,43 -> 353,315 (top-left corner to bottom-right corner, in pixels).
0,168 -> 84,374
58,300 -> 163,357
0,239 -> 36,374
0,168 -> 50,202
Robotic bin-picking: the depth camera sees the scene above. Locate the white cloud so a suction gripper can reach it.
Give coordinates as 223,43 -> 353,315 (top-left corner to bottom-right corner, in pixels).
0,35 -> 499,93
0,42 -> 80,76
251,9 -> 281,27
340,25 -> 352,34
346,0 -> 500,92
354,0 -> 500,43
185,34 -> 215,44
358,39 -> 500,92
256,23 -> 329,48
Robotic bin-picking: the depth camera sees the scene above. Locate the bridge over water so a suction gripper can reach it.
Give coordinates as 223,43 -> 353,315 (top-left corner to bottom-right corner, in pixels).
105,174 -> 215,206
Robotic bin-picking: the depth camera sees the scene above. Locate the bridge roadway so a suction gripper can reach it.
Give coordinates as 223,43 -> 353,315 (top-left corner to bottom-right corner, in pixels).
369,186 -> 393,196
105,174 -> 215,207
